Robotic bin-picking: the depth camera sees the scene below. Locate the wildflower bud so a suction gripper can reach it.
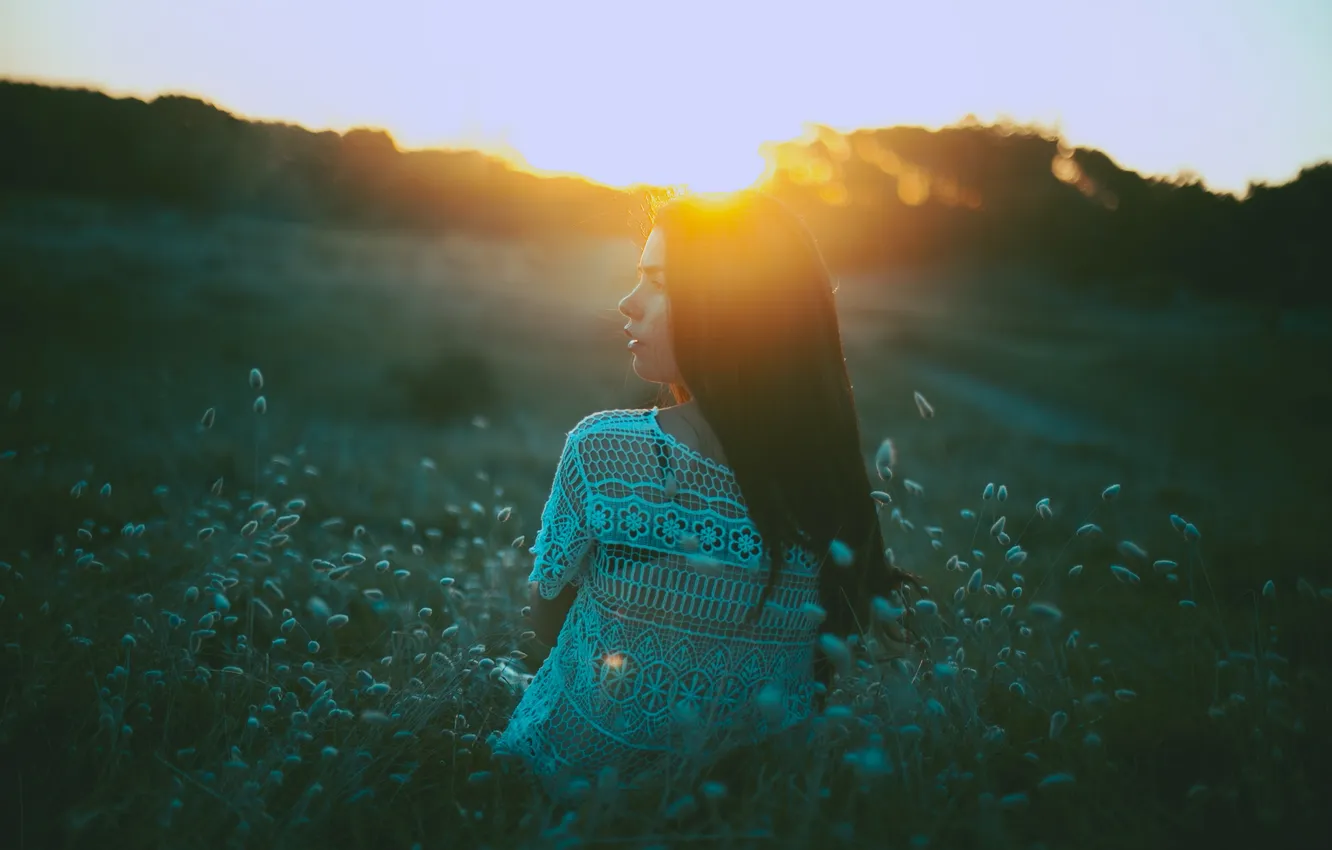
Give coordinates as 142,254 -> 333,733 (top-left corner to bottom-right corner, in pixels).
828,539 -> 854,567
799,602 -> 827,624
874,439 -> 896,480
967,568 -> 983,595
872,596 -> 904,621
1028,602 -> 1063,625
819,634 -> 852,677
1117,540 -> 1148,561
1109,564 -> 1140,585
913,391 -> 934,419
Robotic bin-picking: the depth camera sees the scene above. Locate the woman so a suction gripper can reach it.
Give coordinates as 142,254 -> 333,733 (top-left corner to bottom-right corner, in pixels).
493,189 -> 919,795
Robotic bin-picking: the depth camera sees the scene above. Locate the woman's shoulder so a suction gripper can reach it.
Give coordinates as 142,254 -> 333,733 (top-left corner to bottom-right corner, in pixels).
562,409 -> 666,482
567,408 -> 657,441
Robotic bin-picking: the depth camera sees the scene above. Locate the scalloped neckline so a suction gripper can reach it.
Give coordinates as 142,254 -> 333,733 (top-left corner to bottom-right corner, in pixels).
648,407 -> 736,479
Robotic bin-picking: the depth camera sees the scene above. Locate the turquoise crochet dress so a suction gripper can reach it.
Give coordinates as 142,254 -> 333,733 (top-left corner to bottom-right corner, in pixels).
494,408 -> 822,792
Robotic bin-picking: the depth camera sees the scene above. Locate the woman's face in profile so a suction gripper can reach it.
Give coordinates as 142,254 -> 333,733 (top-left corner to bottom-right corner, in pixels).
619,227 -> 680,386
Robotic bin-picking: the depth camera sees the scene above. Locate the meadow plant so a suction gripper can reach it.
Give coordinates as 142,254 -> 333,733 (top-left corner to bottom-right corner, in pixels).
0,370 -> 1327,848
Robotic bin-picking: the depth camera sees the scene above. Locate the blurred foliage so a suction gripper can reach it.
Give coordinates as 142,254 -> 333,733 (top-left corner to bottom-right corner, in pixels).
2,80 -> 1328,306
384,348 -> 500,425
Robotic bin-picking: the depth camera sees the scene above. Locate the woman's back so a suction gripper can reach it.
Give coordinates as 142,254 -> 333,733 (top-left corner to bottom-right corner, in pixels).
495,407 -> 823,791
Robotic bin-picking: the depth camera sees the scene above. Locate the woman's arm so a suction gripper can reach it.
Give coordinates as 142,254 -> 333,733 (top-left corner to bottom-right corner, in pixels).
527,543 -> 594,645
524,417 -> 598,647
528,580 -> 578,646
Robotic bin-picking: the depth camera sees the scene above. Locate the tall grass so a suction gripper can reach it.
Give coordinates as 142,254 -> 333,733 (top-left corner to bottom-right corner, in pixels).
1,366 -> 1328,850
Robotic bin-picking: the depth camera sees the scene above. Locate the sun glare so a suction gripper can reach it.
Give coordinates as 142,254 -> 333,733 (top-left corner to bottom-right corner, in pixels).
1,0 -> 1324,195
474,130 -> 775,195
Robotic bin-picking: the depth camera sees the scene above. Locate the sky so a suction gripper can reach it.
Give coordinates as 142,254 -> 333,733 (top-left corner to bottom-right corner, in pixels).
3,0 -> 1330,195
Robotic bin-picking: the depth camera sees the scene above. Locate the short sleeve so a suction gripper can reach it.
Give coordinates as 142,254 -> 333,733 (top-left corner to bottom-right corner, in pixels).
527,425 -> 596,599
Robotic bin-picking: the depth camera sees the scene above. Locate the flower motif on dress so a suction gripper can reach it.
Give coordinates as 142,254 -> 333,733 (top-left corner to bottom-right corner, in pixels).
587,499 -> 613,536
672,669 -> 712,709
652,509 -> 688,546
728,525 -> 763,562
598,652 -> 637,702
693,517 -> 725,554
784,542 -> 816,571
617,504 -> 651,541
717,672 -> 746,712
637,661 -> 673,715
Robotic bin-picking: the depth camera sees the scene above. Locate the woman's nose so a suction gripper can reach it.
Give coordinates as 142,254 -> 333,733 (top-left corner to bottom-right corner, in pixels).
618,291 -> 639,320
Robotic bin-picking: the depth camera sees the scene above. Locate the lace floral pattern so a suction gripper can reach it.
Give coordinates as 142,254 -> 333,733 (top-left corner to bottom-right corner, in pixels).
494,408 -> 822,794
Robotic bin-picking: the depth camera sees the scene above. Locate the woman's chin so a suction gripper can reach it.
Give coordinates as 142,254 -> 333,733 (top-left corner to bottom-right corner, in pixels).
631,358 -> 663,384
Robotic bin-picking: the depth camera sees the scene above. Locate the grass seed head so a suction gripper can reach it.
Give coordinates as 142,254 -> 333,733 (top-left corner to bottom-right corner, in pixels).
967,568 -> 984,595
874,439 -> 896,480
1029,602 -> 1063,625
1110,564 -> 1140,585
913,391 -> 935,419
829,539 -> 855,567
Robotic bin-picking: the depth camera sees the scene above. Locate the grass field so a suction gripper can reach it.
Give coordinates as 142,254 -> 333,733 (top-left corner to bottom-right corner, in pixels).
1,194 -> 1329,849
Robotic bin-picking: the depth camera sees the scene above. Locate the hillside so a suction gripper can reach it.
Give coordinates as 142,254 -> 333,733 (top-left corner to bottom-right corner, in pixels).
2,79 -> 1328,304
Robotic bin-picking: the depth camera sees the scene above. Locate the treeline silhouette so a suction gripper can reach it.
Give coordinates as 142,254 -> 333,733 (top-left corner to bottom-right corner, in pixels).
2,80 -> 1327,305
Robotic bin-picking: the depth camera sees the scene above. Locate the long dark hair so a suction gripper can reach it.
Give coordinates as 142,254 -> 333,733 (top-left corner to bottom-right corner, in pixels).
644,189 -> 919,687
